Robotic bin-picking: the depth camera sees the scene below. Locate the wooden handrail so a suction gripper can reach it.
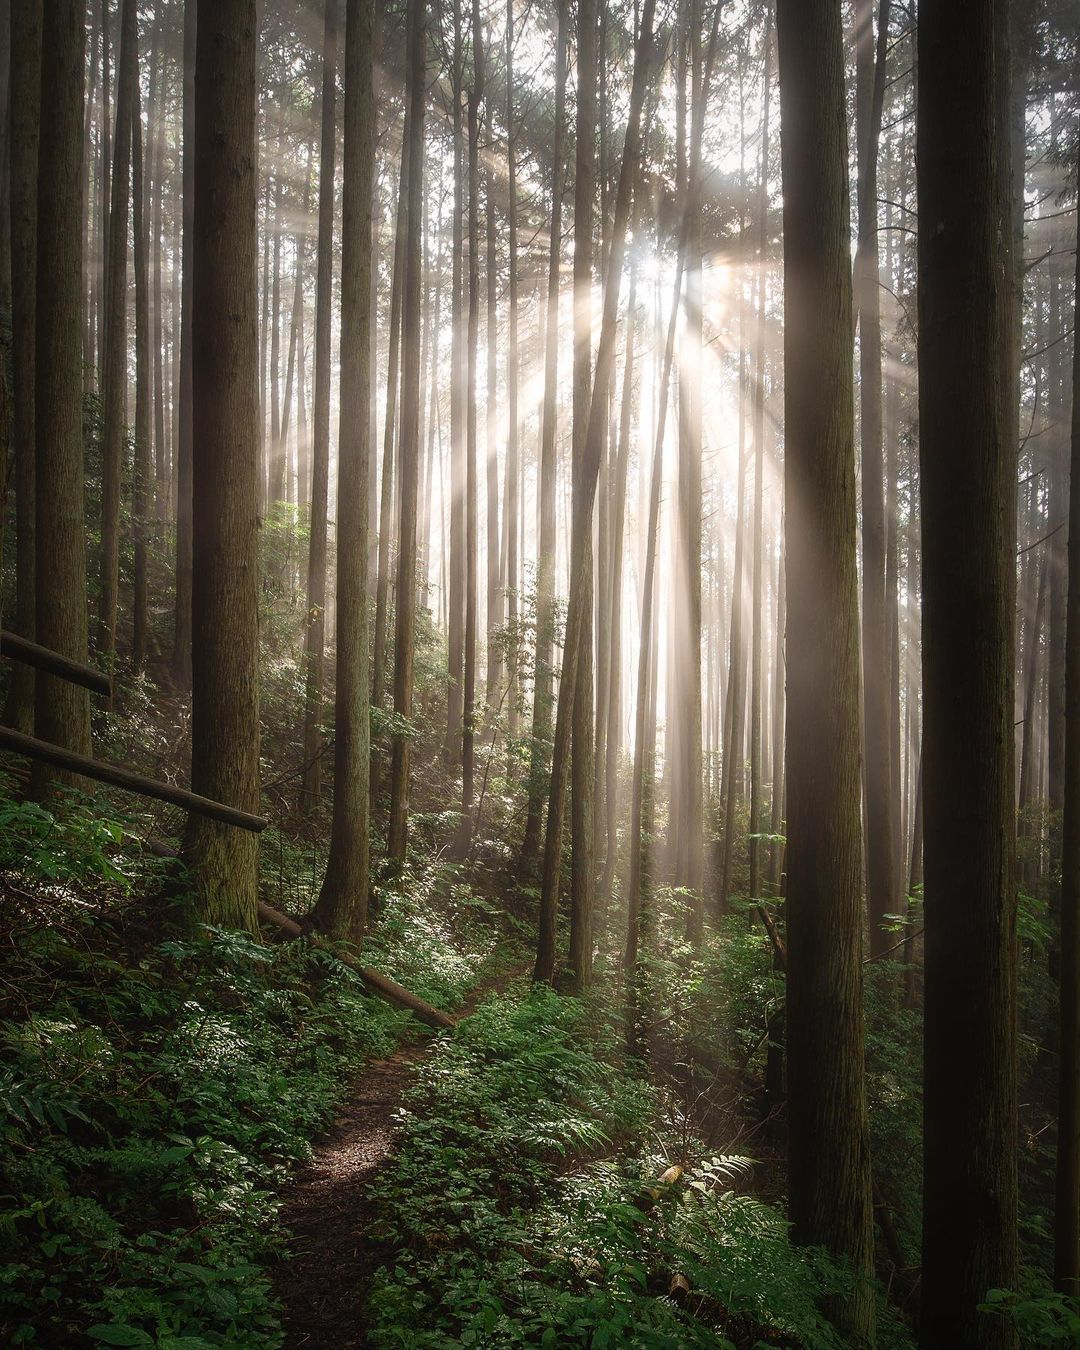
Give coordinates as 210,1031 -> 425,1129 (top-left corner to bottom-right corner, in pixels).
0,727 -> 267,832
0,631 -> 112,699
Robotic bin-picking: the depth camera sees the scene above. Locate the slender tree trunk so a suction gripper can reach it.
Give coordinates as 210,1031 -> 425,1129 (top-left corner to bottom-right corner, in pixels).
446,1 -> 466,764
372,95 -> 410,727
748,5 -> 772,910
83,4 -> 99,383
485,99 -> 501,711
1054,144 -> 1080,1295
180,0 -> 261,930
503,0 -> 520,737
627,253 -> 682,979
268,156 -> 284,500
172,0 -> 195,689
568,0 -> 598,990
776,0 -> 875,1337
301,0 -> 338,815
601,265 -> 637,916
34,0 -> 91,791
315,0 -> 375,943
458,0 -> 483,855
4,0 -> 41,734
151,25 -> 169,522
534,0 -> 656,983
98,0 -> 111,375
856,0 -> 897,958
917,0 -> 1018,1340
521,4 -> 569,866
388,0 -> 426,862
132,67 -> 151,671
768,538 -> 786,893
99,0 -> 137,667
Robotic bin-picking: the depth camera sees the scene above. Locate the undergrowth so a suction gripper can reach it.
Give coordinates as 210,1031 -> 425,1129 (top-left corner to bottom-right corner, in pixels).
0,788 -> 500,1348
364,985 -> 878,1349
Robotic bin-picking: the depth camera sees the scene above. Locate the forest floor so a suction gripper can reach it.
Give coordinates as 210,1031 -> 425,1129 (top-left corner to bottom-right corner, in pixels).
275,1043 -> 427,1348
275,964 -> 527,1348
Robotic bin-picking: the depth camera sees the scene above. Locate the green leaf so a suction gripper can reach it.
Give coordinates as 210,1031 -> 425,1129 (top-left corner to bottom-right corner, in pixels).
87,1325 -> 155,1347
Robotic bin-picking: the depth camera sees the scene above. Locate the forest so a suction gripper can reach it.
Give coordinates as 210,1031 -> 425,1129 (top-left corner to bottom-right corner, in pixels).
0,0 -> 1078,1345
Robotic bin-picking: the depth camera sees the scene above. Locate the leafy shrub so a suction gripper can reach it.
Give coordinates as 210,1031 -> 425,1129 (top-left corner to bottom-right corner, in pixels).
365,985 -> 867,1348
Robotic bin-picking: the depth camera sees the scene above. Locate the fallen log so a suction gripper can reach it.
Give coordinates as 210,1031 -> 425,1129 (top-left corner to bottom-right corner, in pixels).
141,836 -> 457,1031
0,630 -> 112,699
0,728 -> 268,831
255,901 -> 457,1031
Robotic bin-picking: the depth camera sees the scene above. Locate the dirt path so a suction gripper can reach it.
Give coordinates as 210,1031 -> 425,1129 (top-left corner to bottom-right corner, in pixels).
274,1042 -> 427,1348
275,967 -> 523,1347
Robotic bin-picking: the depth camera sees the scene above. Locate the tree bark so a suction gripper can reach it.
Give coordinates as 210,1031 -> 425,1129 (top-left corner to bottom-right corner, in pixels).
458,0 -> 483,854
300,0 -> 338,816
4,0 -> 41,734
534,0 -> 656,984
388,0 -> 426,862
180,0 -> 262,931
776,0 -> 875,1337
445,0 -> 466,763
99,0 -> 137,668
315,0 -> 375,944
520,3 -> 569,866
917,0 -> 1018,1340
1055,141 -> 1080,1296
568,0 -> 598,990
33,0 -> 91,793
748,5 -> 772,911
132,65 -> 151,671
172,0 -> 196,689
856,0 -> 897,959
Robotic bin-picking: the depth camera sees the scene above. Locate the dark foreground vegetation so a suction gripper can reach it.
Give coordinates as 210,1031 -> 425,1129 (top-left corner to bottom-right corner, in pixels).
2,0 -> 1080,1346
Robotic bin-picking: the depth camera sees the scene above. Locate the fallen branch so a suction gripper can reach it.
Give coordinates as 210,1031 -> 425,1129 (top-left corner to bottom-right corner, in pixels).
0,630 -> 112,699
0,727 -> 267,831
139,836 -> 456,1031
256,901 -> 456,1031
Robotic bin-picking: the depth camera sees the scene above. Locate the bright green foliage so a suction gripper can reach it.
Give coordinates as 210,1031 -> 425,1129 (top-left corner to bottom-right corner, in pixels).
0,802 -> 408,1346
978,1288 -> 1080,1345
364,986 -> 869,1348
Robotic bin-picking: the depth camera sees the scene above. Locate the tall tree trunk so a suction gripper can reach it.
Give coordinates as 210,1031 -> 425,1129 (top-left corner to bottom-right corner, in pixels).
533,0 -> 656,984
776,0 -> 875,1338
5,0 -> 41,734
520,3 -> 568,866
568,0 -> 598,990
372,95 -> 410,728
446,1 -> 466,763
484,100 -> 501,711
34,0 -> 91,790
315,0 -> 375,943
301,0 -> 338,816
172,0 -> 195,689
458,0 -> 483,855
1055,144 -> 1080,1295
180,0 -> 261,930
917,0 -> 1018,1340
767,538 -> 786,893
388,0 -> 426,862
132,68 -> 151,671
151,11 -> 168,523
856,0 -> 897,958
627,251 -> 683,980
98,0 -> 111,375
503,0 -> 520,737
748,4 -> 772,910
99,0 -> 137,667
601,264 -> 638,916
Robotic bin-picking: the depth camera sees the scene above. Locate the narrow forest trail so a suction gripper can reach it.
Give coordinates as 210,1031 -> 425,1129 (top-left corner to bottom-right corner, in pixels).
274,964 -> 526,1347
274,1041 -> 427,1348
